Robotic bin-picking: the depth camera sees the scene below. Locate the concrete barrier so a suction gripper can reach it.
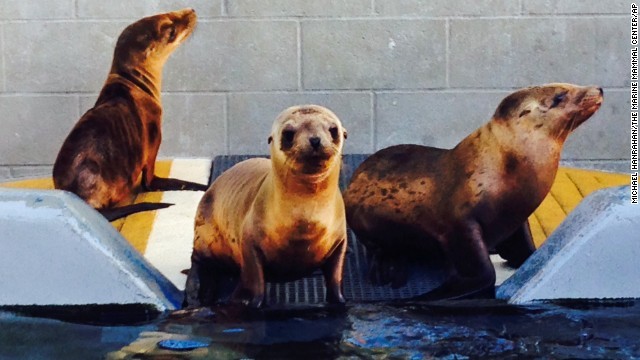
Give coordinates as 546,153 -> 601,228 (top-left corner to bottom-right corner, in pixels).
0,188 -> 182,311
497,186 -> 640,304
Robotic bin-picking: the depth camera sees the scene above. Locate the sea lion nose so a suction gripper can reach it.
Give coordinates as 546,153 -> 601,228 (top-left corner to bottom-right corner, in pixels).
309,137 -> 321,150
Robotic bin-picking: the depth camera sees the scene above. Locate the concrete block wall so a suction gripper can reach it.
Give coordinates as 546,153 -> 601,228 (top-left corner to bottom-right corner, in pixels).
0,0 -> 631,180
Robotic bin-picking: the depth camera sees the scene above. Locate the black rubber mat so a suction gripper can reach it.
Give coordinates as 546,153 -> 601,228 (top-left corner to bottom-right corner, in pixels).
210,155 -> 446,305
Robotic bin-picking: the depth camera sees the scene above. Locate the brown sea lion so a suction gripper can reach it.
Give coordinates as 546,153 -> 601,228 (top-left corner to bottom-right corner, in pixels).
53,8 -> 207,221
184,105 -> 349,308
344,83 -> 603,300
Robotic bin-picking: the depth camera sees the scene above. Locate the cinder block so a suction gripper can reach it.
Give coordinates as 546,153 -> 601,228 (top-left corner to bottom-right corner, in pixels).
77,0 -> 222,19
497,186 -> 640,304
0,189 -> 182,310
4,22 -> 126,92
165,21 -> 298,91
375,91 -> 507,150
228,0 -> 371,16
159,94 -> 226,158
302,20 -> 446,90
0,95 -> 78,165
376,0 -> 519,16
562,89 -> 629,160
450,18 -> 628,88
0,0 -> 74,20
228,92 -> 373,154
524,0 -> 628,14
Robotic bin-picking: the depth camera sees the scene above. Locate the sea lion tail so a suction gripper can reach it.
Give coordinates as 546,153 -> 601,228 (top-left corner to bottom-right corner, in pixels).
100,202 -> 173,221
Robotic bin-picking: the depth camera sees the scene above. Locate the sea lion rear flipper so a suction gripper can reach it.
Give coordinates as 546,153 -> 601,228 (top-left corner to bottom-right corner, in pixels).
99,202 -> 173,221
418,222 -> 496,301
146,176 -> 209,192
495,221 -> 536,268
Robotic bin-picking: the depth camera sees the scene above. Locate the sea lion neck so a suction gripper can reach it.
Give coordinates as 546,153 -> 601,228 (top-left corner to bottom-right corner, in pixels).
271,159 -> 340,198
110,63 -> 162,100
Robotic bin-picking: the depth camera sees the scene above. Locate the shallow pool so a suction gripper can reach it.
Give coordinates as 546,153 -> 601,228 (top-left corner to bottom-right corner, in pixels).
1,299 -> 639,359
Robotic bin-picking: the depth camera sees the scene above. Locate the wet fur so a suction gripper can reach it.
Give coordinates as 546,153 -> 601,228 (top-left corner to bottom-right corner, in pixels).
344,83 -> 603,299
53,9 -> 207,220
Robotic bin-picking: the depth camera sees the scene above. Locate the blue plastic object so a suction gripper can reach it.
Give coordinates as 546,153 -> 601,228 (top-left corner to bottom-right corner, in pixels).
157,339 -> 209,351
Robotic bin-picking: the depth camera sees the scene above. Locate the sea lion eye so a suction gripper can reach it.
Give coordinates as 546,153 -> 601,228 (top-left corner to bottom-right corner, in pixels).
282,130 -> 295,143
550,92 -> 567,108
168,26 -> 177,42
329,126 -> 339,140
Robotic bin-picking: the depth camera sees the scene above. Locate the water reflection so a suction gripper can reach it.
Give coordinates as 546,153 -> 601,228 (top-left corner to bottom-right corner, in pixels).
1,300 -> 639,359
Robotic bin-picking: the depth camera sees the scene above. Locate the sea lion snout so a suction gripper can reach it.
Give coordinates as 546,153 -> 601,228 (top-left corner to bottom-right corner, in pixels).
271,104 -> 346,176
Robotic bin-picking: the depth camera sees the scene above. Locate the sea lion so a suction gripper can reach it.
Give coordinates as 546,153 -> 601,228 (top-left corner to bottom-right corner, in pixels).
53,8 -> 207,221
344,83 -> 603,300
184,105 -> 349,308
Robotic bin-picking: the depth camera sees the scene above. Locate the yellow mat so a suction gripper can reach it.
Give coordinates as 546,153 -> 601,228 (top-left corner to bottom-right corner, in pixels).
527,168 -> 629,247
0,160 -> 172,253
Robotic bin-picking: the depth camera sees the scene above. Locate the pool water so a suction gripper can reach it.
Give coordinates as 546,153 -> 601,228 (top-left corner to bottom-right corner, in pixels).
1,299 -> 639,359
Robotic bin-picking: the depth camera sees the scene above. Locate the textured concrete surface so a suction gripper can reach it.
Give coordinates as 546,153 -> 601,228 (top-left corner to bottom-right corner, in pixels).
497,186 -> 640,304
0,189 -> 182,310
0,0 -> 630,179
302,19 -> 446,90
228,92 -> 373,154
375,0 -> 520,16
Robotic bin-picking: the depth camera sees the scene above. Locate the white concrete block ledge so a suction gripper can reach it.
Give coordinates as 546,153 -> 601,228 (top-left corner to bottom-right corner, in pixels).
0,188 -> 182,311
497,186 -> 640,304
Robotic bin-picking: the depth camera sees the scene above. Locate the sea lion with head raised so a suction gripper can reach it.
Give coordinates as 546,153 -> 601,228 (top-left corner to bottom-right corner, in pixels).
53,8 -> 207,221
344,83 -> 603,300
184,105 -> 349,308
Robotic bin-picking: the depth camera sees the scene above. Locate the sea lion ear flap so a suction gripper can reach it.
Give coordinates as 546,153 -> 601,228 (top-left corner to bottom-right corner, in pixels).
268,136 -> 273,144
494,91 -> 527,120
343,129 -> 348,140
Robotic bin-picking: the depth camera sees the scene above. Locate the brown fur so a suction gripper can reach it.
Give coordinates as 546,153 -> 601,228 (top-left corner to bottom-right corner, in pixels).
53,9 -> 207,219
344,83 -> 603,299
184,105 -> 349,308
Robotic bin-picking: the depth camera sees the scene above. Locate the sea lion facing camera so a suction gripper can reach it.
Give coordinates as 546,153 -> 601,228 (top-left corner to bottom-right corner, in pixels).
53,8 -> 207,221
184,105 -> 349,308
344,83 -> 603,300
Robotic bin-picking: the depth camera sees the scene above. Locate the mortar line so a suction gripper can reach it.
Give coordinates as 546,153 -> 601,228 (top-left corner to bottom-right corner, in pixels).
371,91 -> 376,151
224,93 -> 230,155
221,0 -> 228,16
74,0 -> 79,18
297,20 -> 303,91
519,0 -> 525,16
371,0 -> 377,15
1,24 -> 5,92
1,14 -> 627,24
2,87 -> 629,96
445,18 -> 450,88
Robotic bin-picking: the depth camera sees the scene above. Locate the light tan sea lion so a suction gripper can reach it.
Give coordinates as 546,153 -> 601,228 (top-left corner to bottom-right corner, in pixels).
185,105 -> 349,308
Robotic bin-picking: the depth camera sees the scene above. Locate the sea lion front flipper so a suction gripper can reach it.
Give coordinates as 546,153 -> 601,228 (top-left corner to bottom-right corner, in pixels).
231,238 -> 265,308
418,222 -> 496,301
322,238 -> 347,304
183,255 -> 202,308
495,221 -> 536,268
99,202 -> 173,221
183,255 -> 218,308
146,175 -> 209,192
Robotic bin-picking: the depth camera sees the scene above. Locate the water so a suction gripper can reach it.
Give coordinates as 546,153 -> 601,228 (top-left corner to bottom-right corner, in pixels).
1,299 -> 639,359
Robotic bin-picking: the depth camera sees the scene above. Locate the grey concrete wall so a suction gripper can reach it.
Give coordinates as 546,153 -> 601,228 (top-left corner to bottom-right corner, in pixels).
0,0 -> 631,180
